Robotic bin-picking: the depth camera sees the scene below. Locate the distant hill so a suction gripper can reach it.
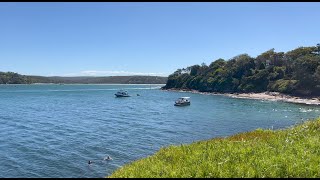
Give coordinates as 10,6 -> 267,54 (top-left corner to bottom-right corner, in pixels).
0,72 -> 167,84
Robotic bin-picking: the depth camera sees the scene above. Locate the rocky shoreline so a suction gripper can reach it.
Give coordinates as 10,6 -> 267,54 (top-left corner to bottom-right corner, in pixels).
163,88 -> 320,106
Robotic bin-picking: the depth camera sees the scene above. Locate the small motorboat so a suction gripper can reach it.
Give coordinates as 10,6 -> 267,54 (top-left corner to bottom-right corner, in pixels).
174,97 -> 191,106
115,90 -> 130,97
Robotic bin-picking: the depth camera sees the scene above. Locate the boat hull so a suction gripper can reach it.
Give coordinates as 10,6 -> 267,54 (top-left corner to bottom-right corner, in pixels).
174,102 -> 190,106
115,94 -> 130,97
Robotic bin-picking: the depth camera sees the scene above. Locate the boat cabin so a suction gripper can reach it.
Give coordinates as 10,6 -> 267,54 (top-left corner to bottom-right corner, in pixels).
174,97 -> 191,106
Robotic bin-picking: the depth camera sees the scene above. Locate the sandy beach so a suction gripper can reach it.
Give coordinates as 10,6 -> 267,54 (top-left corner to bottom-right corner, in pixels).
163,88 -> 320,106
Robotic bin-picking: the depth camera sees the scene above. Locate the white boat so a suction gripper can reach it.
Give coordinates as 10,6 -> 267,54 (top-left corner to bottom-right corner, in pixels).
115,90 -> 130,97
174,97 -> 191,106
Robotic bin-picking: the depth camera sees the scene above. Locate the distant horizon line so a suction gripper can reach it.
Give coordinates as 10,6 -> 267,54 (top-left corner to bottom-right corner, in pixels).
0,71 -> 169,78
27,74 -> 169,78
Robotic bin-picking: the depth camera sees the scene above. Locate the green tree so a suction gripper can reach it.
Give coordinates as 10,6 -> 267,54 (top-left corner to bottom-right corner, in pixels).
190,65 -> 201,76
232,54 -> 255,79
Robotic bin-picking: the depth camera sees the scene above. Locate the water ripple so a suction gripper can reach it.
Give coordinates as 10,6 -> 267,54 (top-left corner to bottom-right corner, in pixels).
1,84 -> 320,177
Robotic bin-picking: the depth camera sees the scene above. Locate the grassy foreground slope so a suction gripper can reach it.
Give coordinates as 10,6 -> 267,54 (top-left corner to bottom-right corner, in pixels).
109,118 -> 320,178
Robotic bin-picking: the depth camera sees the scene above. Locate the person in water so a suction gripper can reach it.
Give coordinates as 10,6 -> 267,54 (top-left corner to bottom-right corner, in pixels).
104,156 -> 112,161
88,160 -> 93,164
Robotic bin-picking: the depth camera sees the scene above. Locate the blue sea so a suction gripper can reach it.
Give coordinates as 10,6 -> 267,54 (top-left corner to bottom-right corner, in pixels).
1,84 -> 320,178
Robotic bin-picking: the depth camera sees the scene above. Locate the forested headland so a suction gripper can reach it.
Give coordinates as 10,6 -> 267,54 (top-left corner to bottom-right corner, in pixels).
162,44 -> 320,97
0,72 -> 167,84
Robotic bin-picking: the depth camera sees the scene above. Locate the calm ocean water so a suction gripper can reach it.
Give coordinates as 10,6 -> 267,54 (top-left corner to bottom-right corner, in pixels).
1,84 -> 320,178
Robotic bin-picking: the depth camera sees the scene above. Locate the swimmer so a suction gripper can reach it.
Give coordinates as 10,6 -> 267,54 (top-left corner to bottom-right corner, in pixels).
104,156 -> 113,161
88,160 -> 93,164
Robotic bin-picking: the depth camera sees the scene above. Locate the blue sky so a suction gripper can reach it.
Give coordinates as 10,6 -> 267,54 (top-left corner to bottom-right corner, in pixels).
0,2 -> 319,77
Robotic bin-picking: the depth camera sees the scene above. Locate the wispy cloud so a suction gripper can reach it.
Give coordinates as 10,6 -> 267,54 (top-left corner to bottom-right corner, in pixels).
63,70 -> 168,77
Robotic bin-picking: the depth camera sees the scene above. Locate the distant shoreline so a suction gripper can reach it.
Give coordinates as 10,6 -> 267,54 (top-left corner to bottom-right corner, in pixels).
0,83 -> 166,85
163,88 -> 320,106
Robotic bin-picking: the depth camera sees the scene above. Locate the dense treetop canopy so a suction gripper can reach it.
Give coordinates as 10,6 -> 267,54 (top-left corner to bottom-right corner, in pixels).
163,45 -> 320,96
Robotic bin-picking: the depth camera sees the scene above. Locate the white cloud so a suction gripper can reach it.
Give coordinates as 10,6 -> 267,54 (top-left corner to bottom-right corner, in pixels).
63,70 -> 168,77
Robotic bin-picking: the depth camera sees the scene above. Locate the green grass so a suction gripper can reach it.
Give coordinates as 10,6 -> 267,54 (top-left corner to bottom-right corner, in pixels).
108,118 -> 320,178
